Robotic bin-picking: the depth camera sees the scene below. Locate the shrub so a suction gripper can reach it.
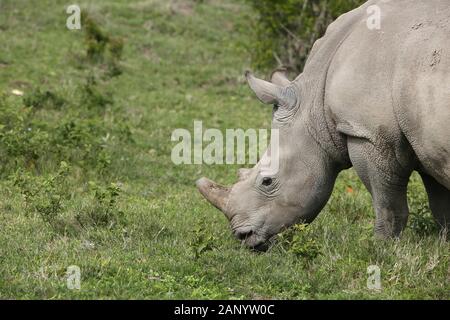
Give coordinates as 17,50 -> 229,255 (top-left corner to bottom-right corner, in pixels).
23,88 -> 66,110
0,97 -> 50,171
82,12 -> 110,62
0,80 -> 120,174
246,0 -> 365,73
82,12 -> 124,77
11,161 -> 70,223
407,174 -> 438,236
11,166 -> 124,233
80,75 -> 113,111
75,181 -> 124,229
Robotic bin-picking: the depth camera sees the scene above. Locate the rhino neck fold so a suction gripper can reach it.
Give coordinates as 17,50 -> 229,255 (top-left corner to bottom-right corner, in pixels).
292,2 -> 371,168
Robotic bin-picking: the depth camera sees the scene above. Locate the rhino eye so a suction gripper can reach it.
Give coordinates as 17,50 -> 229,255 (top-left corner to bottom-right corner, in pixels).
262,177 -> 273,186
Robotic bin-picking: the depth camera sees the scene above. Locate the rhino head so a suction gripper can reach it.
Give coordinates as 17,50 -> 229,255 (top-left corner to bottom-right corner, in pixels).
197,70 -> 340,251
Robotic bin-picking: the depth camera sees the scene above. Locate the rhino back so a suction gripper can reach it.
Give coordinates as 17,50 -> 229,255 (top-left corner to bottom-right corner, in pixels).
393,1 -> 450,188
324,0 -> 450,187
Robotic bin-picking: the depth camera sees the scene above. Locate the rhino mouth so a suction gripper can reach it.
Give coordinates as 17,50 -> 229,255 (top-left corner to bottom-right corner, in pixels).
197,176 -> 276,252
233,228 -> 272,252
249,241 -> 270,252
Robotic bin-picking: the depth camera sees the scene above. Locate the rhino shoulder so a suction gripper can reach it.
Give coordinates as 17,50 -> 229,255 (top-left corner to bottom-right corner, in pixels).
306,0 -> 374,65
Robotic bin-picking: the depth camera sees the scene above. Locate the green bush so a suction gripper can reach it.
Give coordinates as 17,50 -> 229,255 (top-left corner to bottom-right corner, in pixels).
11,161 -> 70,222
246,0 -> 365,73
75,181 -> 124,229
23,88 -> 66,110
11,164 -> 125,233
82,12 -> 124,77
0,77 -> 124,175
407,174 -> 438,236
0,97 -> 50,170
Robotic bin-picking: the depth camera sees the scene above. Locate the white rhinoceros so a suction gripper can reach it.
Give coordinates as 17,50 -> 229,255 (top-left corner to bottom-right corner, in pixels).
197,0 -> 450,251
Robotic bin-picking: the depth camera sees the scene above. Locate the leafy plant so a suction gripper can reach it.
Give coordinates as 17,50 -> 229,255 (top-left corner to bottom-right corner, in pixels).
0,97 -> 50,170
407,175 -> 438,236
189,226 -> 217,259
75,181 -> 124,228
278,224 -> 321,260
11,161 -> 70,222
23,88 -> 66,110
82,12 -> 124,77
81,75 -> 113,110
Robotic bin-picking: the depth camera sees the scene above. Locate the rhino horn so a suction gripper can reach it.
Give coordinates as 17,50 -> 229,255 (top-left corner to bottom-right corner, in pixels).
196,177 -> 232,219
270,68 -> 291,86
245,71 -> 297,107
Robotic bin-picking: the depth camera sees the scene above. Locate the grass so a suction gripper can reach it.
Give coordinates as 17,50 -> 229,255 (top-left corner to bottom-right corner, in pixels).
0,0 -> 448,299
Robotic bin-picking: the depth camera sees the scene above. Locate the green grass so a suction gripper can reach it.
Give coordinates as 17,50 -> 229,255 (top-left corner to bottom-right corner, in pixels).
0,0 -> 448,299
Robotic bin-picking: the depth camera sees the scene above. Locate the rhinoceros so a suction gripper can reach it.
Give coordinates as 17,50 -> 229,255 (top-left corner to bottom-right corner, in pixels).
196,0 -> 450,251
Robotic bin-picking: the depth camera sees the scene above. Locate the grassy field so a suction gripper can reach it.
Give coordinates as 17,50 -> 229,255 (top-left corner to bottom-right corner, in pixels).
0,0 -> 448,299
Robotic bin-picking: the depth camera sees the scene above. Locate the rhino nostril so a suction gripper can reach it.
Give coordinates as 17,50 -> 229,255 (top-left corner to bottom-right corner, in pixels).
236,230 -> 253,240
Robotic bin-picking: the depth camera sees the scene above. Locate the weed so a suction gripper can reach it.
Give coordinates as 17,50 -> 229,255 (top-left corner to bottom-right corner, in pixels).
11,161 -> 70,223
409,206 -> 438,237
189,226 -> 217,259
0,97 -> 49,170
407,173 -> 438,236
82,12 -> 124,77
75,181 -> 124,229
23,88 -> 66,110
278,224 -> 321,261
81,75 -> 113,110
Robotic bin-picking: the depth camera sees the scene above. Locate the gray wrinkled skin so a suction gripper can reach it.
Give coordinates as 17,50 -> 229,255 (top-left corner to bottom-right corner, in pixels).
197,0 -> 450,251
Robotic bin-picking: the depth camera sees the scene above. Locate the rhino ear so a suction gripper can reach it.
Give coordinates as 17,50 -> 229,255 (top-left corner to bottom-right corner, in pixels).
270,68 -> 291,86
245,71 -> 297,107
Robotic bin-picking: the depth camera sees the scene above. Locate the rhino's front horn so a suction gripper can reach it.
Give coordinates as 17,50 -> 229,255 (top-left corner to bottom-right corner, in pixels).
196,177 -> 232,219
245,71 -> 297,107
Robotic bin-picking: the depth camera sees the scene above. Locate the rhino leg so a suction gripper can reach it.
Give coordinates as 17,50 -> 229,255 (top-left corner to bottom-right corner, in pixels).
419,173 -> 450,234
347,137 -> 412,238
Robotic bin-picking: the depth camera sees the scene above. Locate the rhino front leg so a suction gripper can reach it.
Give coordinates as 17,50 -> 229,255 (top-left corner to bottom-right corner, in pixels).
419,172 -> 450,233
347,137 -> 412,238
